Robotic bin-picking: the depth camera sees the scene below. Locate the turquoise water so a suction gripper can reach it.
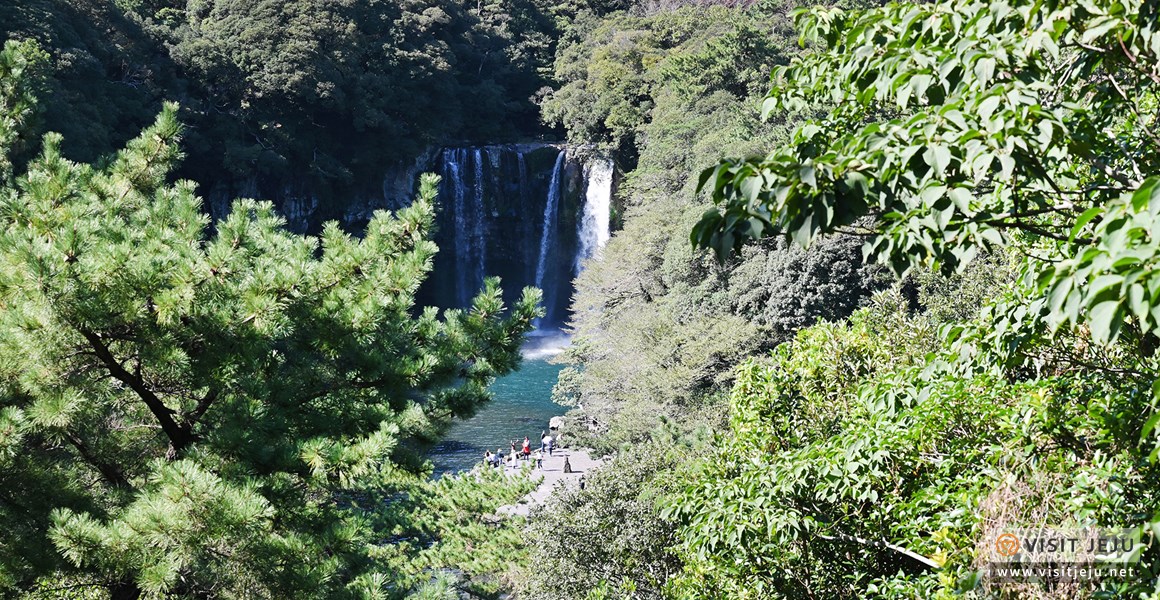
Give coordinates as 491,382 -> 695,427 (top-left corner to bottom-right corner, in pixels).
430,357 -> 566,474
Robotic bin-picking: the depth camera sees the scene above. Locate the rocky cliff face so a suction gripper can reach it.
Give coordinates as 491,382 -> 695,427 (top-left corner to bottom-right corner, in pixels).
204,144 -> 615,330
424,144 -> 588,329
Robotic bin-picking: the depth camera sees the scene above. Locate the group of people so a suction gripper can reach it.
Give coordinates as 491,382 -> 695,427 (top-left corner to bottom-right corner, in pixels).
483,431 -> 557,469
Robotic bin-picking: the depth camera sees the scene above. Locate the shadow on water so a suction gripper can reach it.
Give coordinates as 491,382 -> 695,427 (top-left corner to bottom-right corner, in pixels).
428,439 -> 489,464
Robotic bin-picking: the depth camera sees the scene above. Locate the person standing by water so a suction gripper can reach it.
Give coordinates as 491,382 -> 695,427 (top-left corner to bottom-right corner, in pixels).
522,436 -> 531,458
543,433 -> 554,456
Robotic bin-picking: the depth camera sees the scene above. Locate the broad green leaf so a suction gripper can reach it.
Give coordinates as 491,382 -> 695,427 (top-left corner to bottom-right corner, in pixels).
1081,16 -> 1121,44
924,145 -> 951,177
800,165 -> 817,188
1070,206 -> 1104,241
973,57 -> 996,85
1088,300 -> 1122,344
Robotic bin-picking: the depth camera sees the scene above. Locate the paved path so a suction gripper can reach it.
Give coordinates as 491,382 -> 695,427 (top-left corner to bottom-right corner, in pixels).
496,449 -> 602,517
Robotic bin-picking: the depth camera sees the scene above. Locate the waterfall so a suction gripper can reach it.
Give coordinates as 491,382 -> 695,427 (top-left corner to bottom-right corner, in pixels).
442,148 -> 471,306
517,150 -> 535,283
534,149 -> 567,326
428,144 -> 610,331
576,157 -> 614,271
439,147 -> 491,307
472,148 -> 487,294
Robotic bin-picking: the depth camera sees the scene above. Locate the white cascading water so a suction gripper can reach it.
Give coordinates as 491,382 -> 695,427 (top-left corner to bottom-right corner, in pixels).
436,145 -> 613,356
575,157 -> 614,271
517,151 -> 535,283
442,148 -> 471,306
534,149 -> 567,328
438,145 -> 611,337
472,148 -> 487,291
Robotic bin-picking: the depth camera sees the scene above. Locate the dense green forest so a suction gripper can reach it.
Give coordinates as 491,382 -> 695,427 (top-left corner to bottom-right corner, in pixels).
1,0 -> 604,217
525,0 -> 1160,597
4,0 -> 1160,598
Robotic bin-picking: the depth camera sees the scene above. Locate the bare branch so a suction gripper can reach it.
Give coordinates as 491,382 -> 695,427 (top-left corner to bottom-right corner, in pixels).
818,531 -> 941,570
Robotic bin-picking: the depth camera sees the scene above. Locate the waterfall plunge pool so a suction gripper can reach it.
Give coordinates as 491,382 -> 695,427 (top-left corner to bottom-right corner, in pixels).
428,334 -> 570,475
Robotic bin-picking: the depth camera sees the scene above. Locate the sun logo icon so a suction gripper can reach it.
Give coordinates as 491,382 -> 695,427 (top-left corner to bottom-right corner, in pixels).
995,533 -> 1020,558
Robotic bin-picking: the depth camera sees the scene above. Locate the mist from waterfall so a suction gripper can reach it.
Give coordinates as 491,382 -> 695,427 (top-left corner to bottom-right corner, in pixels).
472,148 -> 487,288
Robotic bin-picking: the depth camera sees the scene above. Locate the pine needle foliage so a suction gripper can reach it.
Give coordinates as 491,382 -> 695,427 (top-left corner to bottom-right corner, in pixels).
0,41 -> 541,599
0,39 -> 47,184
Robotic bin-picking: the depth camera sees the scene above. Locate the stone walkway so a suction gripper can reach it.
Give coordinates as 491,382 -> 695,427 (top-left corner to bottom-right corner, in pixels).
496,449 -> 601,517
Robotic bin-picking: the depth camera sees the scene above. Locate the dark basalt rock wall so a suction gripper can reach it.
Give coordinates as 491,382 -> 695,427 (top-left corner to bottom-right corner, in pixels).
205,143 -> 610,331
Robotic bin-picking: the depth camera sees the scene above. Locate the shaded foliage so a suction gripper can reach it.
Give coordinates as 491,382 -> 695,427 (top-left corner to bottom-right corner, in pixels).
1,0 -> 563,209
513,430 -> 694,600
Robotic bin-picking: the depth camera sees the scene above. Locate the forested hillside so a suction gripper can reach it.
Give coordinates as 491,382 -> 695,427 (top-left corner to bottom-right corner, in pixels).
515,1 -> 898,595
521,0 -> 1160,598
5,0 -> 1160,598
674,0 -> 1160,595
2,0 -> 586,213
544,0 -> 887,452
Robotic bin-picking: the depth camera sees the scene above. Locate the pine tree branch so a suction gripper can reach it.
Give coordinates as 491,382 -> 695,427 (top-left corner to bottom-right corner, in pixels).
6,389 -> 133,487
115,123 -> 172,205
76,327 -> 194,456
182,389 -> 219,429
63,431 -> 132,489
